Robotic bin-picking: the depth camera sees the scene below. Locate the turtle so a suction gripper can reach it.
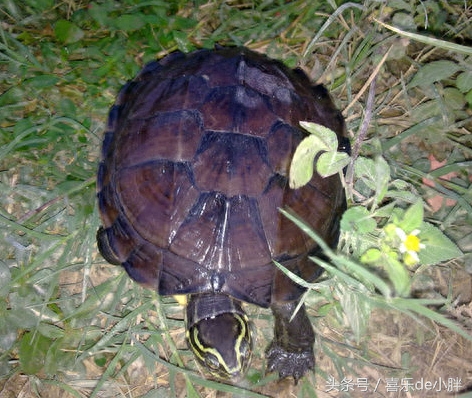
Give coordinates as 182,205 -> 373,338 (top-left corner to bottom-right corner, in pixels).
96,45 -> 348,382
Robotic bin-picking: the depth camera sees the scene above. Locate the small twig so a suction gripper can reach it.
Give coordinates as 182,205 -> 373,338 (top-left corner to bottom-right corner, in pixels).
18,176 -> 96,223
343,46 -> 392,114
345,75 -> 377,198
344,45 -> 393,199
18,196 -> 66,223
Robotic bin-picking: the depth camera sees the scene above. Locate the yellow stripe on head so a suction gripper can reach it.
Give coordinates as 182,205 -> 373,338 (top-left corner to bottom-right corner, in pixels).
187,312 -> 252,378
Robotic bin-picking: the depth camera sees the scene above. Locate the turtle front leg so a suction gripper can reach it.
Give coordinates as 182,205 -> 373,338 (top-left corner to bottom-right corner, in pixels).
265,300 -> 315,382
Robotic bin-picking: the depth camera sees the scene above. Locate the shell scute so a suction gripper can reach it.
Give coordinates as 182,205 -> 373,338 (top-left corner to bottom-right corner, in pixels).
118,161 -> 198,248
193,132 -> 271,197
200,86 -> 276,136
116,110 -> 203,168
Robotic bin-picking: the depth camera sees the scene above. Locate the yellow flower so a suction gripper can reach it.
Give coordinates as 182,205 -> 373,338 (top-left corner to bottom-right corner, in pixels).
404,234 -> 421,252
396,228 -> 425,267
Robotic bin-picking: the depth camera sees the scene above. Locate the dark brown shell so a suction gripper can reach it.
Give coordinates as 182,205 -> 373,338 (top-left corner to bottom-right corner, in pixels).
97,46 -> 347,307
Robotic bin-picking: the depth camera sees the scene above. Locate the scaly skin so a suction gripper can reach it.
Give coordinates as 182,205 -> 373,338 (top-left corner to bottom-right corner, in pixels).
266,300 -> 315,382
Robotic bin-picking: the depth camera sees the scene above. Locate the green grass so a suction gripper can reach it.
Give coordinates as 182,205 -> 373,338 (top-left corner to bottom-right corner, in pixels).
1,1 -> 471,397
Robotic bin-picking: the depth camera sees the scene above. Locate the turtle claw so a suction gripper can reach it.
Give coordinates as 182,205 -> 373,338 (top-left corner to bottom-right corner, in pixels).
266,343 -> 314,383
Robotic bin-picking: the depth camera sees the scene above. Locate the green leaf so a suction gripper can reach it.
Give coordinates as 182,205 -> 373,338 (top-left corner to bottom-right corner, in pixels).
354,156 -> 390,205
114,14 -> 146,32
38,323 -> 65,339
466,90 -> 472,107
26,75 -> 60,89
58,98 -> 77,117
88,2 -> 111,27
317,151 -> 350,177
372,157 -> 390,203
289,135 -> 319,188
408,60 -> 462,88
94,356 -> 107,367
337,285 -> 372,342
354,157 -> 375,188
391,12 -> 416,30
54,20 -> 84,44
291,122 -> 346,187
418,223 -> 463,265
443,87 -> 466,110
360,248 -> 382,263
0,312 -> 16,351
19,332 -> 52,374
384,256 -> 411,297
399,199 -> 423,233
456,71 -> 472,93
299,121 -> 338,151
341,207 -> 377,234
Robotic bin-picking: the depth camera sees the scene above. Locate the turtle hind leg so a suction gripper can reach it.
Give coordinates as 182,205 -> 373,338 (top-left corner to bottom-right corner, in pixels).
265,300 -> 315,383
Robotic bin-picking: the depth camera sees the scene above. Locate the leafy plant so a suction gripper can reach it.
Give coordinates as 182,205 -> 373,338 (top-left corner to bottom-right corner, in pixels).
290,122 -> 350,188
290,120 -> 464,301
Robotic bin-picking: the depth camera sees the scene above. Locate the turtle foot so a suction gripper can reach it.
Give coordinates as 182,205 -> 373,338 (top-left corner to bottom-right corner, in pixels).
266,342 -> 314,383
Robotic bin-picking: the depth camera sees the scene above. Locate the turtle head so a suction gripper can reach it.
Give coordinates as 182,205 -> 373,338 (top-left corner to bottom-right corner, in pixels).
186,294 -> 252,379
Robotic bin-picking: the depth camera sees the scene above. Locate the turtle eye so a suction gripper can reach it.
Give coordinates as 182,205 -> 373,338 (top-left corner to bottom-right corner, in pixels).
204,352 -> 221,370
